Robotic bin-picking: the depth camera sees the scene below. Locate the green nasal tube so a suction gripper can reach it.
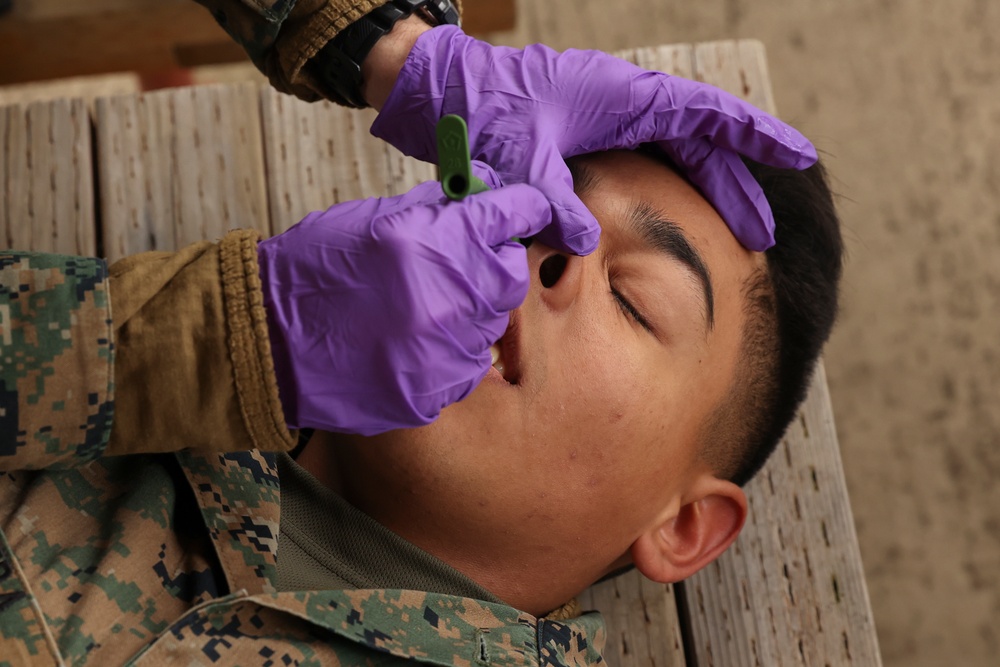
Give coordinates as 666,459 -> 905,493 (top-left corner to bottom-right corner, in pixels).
436,115 -> 490,201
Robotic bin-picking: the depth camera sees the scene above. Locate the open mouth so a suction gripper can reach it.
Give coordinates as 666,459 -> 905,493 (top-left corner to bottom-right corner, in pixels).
488,312 -> 522,385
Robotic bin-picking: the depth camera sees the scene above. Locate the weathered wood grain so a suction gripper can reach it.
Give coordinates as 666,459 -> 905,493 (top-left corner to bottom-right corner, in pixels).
0,98 -> 95,255
0,73 -> 141,110
260,87 -> 435,236
681,364 -> 882,667
579,575 -> 687,667
1,0 -> 515,85
94,83 -> 268,261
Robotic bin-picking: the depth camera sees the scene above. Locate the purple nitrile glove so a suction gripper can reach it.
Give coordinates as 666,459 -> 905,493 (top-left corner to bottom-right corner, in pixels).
258,165 -> 550,436
370,25 -> 818,253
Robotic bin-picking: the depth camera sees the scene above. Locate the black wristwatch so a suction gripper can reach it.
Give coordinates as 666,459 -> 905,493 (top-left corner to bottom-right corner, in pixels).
308,0 -> 460,108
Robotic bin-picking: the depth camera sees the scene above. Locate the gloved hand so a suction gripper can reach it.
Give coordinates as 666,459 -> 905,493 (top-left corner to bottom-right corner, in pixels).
257,166 -> 550,435
371,25 -> 816,253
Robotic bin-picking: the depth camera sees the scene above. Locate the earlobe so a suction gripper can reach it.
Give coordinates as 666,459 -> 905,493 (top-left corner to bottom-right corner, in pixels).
630,477 -> 747,584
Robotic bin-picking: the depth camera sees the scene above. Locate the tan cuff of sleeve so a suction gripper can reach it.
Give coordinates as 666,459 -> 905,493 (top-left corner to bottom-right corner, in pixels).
219,229 -> 296,453
107,232 -> 293,457
277,0 -> 383,97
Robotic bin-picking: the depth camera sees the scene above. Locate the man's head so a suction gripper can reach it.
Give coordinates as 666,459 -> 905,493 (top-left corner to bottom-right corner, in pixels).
308,149 -> 842,614
695,153 -> 843,487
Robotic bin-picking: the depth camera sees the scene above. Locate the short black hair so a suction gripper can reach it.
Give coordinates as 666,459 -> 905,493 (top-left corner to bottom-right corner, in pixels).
702,157 -> 843,486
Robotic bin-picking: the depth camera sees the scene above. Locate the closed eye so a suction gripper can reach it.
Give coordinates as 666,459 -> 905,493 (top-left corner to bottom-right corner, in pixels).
611,285 -> 653,332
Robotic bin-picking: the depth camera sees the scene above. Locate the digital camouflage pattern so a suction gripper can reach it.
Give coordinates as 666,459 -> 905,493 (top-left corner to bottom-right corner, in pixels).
192,0 -> 463,102
0,252 -> 114,469
0,250 -> 608,665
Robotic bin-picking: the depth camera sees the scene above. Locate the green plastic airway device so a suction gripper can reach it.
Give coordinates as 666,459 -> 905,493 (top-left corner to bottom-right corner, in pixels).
435,115 -> 523,244
436,115 -> 490,200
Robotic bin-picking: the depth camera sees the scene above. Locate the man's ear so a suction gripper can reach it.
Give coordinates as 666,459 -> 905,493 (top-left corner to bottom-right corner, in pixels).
630,475 -> 747,584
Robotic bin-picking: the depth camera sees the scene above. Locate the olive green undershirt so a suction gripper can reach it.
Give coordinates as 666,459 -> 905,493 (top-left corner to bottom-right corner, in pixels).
275,452 -> 502,603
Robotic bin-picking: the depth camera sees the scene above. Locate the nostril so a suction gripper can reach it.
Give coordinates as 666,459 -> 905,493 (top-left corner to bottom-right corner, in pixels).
539,254 -> 568,288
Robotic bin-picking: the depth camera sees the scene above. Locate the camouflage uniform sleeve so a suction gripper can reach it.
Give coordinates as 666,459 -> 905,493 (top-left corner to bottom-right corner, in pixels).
107,229 -> 295,458
192,0 -> 463,102
0,231 -> 295,471
0,252 -> 115,469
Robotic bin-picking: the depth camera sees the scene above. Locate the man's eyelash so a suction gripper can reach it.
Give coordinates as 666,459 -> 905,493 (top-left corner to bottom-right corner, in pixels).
611,286 -> 653,332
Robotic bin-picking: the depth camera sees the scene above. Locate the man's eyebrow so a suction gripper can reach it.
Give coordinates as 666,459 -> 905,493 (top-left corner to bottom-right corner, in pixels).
627,201 -> 716,329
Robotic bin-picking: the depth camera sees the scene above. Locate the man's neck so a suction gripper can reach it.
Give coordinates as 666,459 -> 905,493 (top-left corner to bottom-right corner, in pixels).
294,432 -> 629,616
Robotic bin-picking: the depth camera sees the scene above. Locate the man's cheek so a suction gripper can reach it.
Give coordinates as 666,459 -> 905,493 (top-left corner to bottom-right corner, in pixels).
554,354 -> 649,438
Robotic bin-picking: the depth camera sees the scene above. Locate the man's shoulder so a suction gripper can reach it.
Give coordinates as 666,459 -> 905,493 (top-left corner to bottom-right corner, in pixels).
1,251 -> 113,467
0,452 -> 228,665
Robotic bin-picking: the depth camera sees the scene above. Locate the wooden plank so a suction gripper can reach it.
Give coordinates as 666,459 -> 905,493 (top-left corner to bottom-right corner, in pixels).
94,83 -> 268,261
9,0 -> 165,21
0,4 -> 243,85
693,41 -> 776,120
578,575 -> 686,667
681,365 -> 882,667
673,41 -> 882,667
461,0 -> 516,35
190,63 -> 267,88
0,73 -> 141,110
0,0 -> 516,85
11,0 -> 510,28
0,98 -> 95,255
260,87 -> 435,236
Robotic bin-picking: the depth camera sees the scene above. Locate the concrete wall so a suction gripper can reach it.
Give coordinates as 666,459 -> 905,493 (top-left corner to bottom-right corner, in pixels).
491,1 -> 1000,664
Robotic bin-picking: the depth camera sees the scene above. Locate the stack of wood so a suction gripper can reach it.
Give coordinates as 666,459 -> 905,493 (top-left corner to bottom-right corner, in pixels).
0,0 -> 515,85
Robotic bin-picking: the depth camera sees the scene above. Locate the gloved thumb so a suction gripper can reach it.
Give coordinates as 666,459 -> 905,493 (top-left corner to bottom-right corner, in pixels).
471,160 -> 504,190
517,159 -> 601,255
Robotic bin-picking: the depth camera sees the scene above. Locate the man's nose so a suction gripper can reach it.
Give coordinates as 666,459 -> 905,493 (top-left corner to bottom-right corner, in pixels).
531,246 -> 583,312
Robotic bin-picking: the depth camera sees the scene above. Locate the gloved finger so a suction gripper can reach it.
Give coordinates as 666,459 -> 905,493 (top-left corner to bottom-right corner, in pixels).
550,61 -> 816,170
658,138 -> 775,251
495,151 -> 601,255
682,86 -> 816,169
378,179 -> 449,211
533,194 -> 602,256
471,160 -> 503,189
488,240 -> 532,312
458,183 -> 555,248
450,307 -> 512,368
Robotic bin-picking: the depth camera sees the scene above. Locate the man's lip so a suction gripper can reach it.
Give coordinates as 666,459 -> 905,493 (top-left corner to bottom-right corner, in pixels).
483,364 -> 508,385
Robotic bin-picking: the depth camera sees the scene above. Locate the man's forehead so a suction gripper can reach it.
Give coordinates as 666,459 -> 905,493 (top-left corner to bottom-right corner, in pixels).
570,150 -> 755,259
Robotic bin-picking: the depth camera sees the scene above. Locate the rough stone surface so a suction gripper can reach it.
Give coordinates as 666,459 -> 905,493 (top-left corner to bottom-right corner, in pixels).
489,2 -> 1000,665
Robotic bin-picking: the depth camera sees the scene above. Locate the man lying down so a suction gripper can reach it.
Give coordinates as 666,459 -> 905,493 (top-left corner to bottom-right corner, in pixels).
274,146 -> 842,618
0,19 -> 842,667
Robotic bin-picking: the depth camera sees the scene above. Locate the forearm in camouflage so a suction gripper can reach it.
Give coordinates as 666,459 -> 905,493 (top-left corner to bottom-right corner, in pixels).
0,252 -> 114,470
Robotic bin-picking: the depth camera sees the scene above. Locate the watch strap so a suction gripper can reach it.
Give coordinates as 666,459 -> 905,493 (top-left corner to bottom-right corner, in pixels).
310,0 -> 460,108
